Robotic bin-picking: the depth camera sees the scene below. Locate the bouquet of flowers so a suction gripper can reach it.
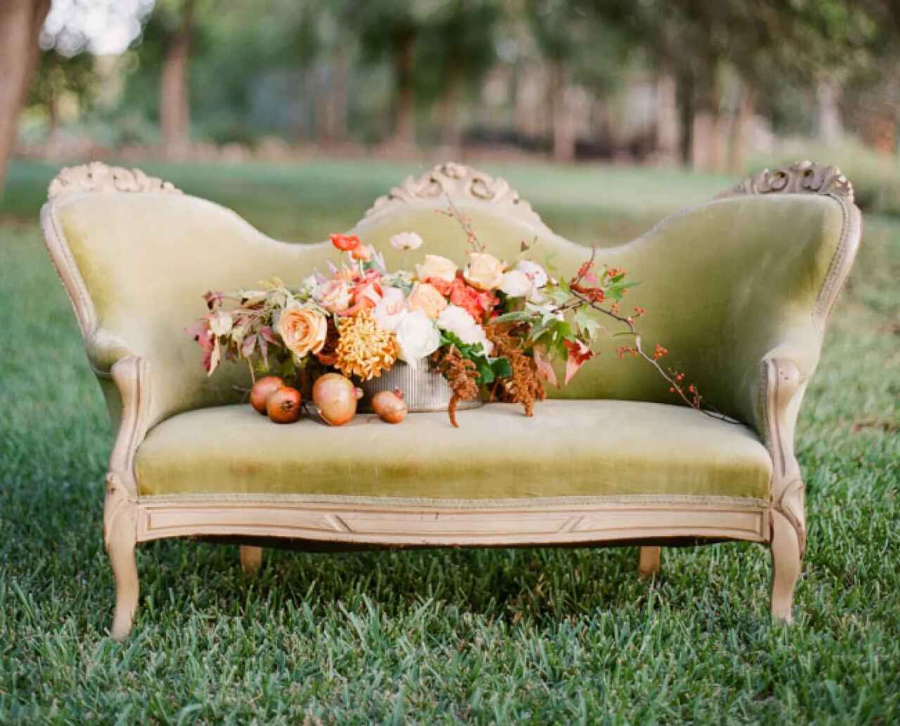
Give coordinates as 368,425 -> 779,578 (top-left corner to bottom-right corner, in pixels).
188,210 -> 713,427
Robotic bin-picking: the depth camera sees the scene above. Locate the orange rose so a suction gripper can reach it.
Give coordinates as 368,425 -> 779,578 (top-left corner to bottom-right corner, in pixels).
330,233 -> 360,252
406,282 -> 448,319
278,307 -> 328,358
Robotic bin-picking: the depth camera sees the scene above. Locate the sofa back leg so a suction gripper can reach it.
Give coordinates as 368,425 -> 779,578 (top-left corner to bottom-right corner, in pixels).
770,509 -> 802,624
240,546 -> 263,574
638,546 -> 661,578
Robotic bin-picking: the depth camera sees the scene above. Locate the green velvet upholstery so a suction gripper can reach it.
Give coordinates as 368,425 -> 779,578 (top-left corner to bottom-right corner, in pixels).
134,400 -> 771,500
50,187 -> 846,448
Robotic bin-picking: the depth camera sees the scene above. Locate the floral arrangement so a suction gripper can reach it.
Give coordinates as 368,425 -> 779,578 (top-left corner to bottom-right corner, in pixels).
188,209 -> 717,427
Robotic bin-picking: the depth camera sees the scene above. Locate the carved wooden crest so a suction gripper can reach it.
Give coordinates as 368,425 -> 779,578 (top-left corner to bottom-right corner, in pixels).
719,160 -> 853,202
363,162 -> 545,227
48,161 -> 181,199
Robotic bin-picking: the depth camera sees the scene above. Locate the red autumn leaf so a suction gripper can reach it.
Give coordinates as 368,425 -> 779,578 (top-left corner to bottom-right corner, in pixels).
533,346 -> 558,387
564,339 -> 595,385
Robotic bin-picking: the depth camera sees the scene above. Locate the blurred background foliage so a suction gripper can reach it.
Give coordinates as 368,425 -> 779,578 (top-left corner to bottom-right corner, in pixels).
1,0 -> 898,213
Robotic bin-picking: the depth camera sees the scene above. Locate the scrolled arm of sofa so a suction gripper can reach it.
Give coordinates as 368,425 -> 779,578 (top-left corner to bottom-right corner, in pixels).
105,356 -> 151,499
758,356 -> 807,553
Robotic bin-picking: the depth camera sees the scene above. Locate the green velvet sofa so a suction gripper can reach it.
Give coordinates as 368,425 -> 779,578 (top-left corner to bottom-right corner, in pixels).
41,160 -> 861,639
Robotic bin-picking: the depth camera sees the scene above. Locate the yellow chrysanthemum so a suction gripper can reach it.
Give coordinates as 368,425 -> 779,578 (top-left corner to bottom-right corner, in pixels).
334,310 -> 400,381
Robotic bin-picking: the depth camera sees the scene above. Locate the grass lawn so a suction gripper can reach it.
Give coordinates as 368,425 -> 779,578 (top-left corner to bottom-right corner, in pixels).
1,158 -> 898,723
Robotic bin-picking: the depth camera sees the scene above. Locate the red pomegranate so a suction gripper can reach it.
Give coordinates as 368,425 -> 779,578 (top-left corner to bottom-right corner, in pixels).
250,376 -> 285,414
266,386 -> 302,424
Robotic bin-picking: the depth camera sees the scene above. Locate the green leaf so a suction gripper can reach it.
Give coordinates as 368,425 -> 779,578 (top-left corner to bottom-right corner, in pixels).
492,311 -> 535,325
491,357 -> 513,379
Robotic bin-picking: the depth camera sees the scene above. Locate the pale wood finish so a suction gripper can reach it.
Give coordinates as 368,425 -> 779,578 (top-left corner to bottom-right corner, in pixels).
638,547 -> 661,579
239,546 -> 263,574
40,161 -> 862,638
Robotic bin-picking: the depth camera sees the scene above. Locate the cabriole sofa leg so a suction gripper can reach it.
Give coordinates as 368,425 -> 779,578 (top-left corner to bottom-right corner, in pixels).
770,509 -> 802,624
638,546 -> 661,578
104,476 -> 139,641
240,546 -> 263,574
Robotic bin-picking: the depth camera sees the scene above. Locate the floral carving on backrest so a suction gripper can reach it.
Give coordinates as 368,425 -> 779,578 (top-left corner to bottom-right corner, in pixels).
48,161 -> 182,199
719,160 -> 854,203
363,162 -> 546,228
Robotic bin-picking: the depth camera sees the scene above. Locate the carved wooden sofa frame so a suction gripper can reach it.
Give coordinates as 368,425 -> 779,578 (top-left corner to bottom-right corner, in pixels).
40,160 -> 861,639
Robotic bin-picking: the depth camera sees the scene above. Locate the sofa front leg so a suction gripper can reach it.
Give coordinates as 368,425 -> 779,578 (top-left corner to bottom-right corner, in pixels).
104,474 -> 139,640
638,546 -> 661,578
770,509 -> 802,624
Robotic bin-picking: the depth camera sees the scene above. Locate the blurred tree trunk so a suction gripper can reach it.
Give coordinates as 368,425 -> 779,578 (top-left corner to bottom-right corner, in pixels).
550,60 -> 575,162
816,80 -> 843,142
691,60 -> 723,172
655,73 -> 679,163
0,0 -> 50,196
728,87 -> 754,173
676,71 -> 695,167
439,62 -> 463,151
391,29 -> 416,147
160,0 -> 194,159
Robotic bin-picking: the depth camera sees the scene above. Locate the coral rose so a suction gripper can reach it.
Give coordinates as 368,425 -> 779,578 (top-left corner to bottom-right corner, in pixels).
416,254 -> 457,283
406,282 -> 448,319
278,307 -> 328,359
463,252 -> 504,291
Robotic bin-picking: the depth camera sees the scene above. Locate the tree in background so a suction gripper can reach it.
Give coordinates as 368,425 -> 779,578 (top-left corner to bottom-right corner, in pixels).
352,0 -> 438,148
0,0 -> 51,196
525,0 -> 630,161
418,0 -> 501,150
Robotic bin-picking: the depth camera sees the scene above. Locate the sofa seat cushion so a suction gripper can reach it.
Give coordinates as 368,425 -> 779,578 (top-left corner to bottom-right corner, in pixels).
134,401 -> 772,502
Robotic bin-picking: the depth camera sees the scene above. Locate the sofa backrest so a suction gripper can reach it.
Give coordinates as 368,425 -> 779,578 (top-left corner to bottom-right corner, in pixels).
42,161 -> 859,433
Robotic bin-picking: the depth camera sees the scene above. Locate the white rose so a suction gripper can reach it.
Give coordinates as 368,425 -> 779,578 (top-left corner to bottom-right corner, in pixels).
515,260 -> 549,288
395,309 -> 441,365
463,252 -> 505,291
416,254 -> 458,283
390,232 -> 424,251
372,286 -> 407,332
499,269 -> 534,298
437,304 -> 494,356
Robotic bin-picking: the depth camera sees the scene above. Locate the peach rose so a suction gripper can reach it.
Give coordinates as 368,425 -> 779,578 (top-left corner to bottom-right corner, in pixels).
416,254 -> 457,283
351,244 -> 373,262
406,282 -> 448,319
314,278 -> 352,313
463,252 -> 504,291
278,307 -> 327,358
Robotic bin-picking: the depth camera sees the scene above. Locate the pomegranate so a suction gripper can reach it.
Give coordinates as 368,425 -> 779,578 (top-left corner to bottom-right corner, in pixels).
266,386 -> 302,424
371,389 -> 408,424
312,373 -> 361,426
250,375 -> 284,414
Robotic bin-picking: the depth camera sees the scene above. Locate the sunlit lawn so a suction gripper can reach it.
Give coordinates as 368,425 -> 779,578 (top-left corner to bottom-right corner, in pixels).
1,158 -> 898,722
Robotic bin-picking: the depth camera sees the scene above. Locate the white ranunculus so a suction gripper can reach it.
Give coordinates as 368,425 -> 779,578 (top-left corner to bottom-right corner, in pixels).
298,274 -> 319,297
499,269 -> 534,298
372,286 -> 407,332
437,304 -> 494,356
390,231 -> 424,251
395,309 -> 441,365
516,260 -> 549,288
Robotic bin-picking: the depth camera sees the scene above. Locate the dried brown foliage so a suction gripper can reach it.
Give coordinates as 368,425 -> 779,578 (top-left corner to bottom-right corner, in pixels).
485,322 -> 545,417
431,346 -> 480,428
